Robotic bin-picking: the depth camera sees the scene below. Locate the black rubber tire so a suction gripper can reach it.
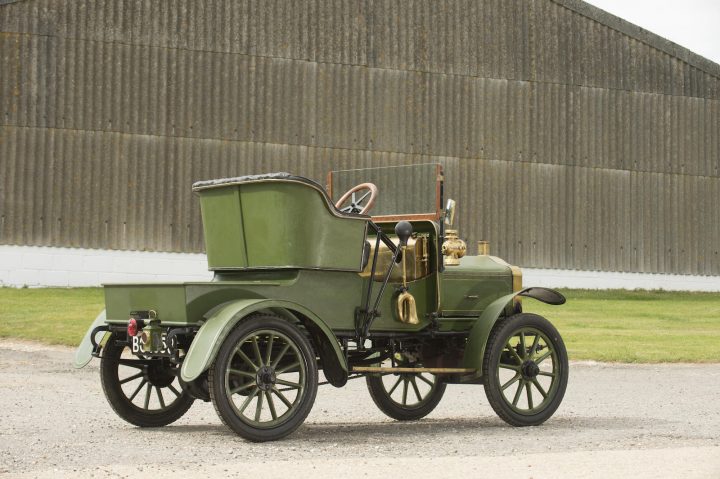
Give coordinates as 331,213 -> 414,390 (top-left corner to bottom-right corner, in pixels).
208,314 -> 319,442
366,373 -> 446,421
482,313 -> 569,426
100,334 -> 195,427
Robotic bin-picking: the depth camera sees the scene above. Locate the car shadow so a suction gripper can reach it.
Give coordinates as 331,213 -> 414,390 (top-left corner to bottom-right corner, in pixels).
154,414 -> 653,440
294,415 -> 653,439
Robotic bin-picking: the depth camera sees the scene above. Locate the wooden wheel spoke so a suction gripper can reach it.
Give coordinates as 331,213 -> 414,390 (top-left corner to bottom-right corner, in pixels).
499,362 -> 520,371
535,350 -> 553,365
128,379 -> 147,401
402,379 -> 409,405
167,383 -> 181,398
119,372 -> 143,384
501,373 -> 521,392
275,378 -> 301,389
525,381 -> 534,409
228,368 -> 255,379
251,336 -> 264,368
238,388 -> 259,414
537,371 -> 556,378
254,390 -> 264,421
531,378 -> 548,399
264,335 -> 274,367
271,387 -> 293,409
276,361 -> 301,374
265,391 -> 277,420
230,382 -> 257,394
143,383 -> 151,409
235,348 -> 259,372
156,386 -> 166,409
410,376 -> 423,402
519,332 -> 527,358
506,343 -> 524,365
117,359 -> 151,369
270,344 -> 291,369
417,374 -> 435,387
387,376 -> 403,395
512,380 -> 524,406
530,334 -> 541,357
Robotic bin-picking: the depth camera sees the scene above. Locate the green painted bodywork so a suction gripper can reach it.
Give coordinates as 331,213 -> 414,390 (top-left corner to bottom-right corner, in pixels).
75,174 -> 549,380
105,284 -> 189,324
460,288 -> 564,376
103,268 -> 440,332
439,255 -> 513,316
179,298 -> 346,382
460,291 -> 519,376
198,180 -> 368,271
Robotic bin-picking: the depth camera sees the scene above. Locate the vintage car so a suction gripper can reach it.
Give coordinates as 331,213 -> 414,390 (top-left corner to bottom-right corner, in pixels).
74,163 -> 568,442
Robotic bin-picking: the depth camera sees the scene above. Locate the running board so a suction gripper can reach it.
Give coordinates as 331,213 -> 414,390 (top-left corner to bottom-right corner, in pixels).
352,366 -> 476,374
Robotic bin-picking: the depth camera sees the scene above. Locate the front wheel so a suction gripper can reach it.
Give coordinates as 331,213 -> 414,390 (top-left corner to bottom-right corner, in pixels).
100,333 -> 195,427
482,313 -> 569,426
208,314 -> 318,442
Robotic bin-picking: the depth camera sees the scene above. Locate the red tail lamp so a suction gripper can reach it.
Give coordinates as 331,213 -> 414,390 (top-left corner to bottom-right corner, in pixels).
127,318 -> 139,337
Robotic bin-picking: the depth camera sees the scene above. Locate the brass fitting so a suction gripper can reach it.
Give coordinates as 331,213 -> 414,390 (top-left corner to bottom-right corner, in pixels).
442,229 -> 466,266
477,240 -> 489,255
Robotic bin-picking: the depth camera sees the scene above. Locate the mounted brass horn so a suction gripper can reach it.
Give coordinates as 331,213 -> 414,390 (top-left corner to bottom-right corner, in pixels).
395,221 -> 419,325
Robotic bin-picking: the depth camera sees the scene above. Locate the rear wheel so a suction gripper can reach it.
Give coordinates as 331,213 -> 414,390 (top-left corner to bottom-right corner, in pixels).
209,314 -> 318,442
482,313 -> 568,426
100,333 -> 195,427
366,358 -> 446,421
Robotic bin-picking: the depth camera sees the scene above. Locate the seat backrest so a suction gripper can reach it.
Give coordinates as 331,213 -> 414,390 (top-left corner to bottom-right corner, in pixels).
193,174 -> 369,271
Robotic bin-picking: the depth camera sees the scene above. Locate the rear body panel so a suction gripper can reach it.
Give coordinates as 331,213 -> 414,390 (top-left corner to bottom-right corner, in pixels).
105,284 -> 189,325
103,270 -> 362,330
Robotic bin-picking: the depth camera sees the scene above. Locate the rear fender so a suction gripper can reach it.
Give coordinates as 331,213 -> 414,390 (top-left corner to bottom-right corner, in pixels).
73,310 -> 108,369
180,299 -> 347,385
461,287 -> 565,374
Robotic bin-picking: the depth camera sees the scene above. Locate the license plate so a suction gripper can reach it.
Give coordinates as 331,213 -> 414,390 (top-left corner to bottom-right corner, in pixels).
131,334 -> 171,354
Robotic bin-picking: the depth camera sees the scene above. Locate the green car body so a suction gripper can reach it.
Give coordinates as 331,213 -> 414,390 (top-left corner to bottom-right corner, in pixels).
76,165 -> 569,441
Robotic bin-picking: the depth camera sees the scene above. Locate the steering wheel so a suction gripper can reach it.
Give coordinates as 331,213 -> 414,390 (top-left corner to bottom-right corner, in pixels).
334,183 -> 378,215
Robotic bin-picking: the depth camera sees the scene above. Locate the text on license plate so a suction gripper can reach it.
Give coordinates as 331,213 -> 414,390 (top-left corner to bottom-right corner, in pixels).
131,334 -> 171,354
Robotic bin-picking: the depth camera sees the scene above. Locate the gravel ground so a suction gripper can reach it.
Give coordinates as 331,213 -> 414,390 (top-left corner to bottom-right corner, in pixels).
1,339 -> 719,478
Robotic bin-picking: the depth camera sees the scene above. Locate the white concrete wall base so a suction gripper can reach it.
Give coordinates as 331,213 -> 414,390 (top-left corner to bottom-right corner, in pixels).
1,245 -> 718,291
522,268 -> 720,292
0,245 -> 211,287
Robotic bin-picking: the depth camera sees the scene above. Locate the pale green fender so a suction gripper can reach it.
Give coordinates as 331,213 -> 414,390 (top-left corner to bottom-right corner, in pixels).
73,309 -> 108,369
461,287 -> 565,374
180,299 -> 346,382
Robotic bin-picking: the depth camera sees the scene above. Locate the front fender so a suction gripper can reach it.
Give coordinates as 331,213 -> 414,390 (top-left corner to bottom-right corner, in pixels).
461,287 -> 565,374
180,299 -> 347,382
73,309 -> 108,369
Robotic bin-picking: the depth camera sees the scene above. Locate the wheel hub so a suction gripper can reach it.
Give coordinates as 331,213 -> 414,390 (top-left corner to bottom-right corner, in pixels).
521,360 -> 540,379
255,365 -> 276,391
146,362 -> 175,387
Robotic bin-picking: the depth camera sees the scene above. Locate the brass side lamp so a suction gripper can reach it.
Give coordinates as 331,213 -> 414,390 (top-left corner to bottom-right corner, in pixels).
441,199 -> 466,266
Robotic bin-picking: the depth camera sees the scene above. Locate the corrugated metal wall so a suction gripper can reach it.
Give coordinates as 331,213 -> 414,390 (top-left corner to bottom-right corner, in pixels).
1,0 -> 718,275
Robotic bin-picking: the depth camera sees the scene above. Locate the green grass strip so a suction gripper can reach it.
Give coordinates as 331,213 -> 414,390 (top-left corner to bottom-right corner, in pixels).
1,287 -> 718,362
525,289 -> 720,362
